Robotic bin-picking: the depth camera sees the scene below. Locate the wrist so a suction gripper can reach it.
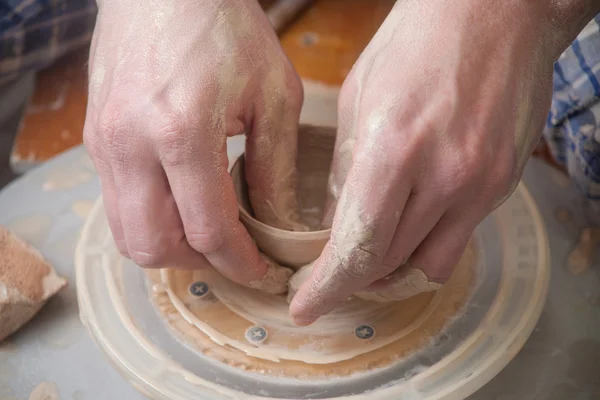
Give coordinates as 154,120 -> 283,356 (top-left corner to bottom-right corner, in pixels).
536,0 -> 600,58
411,0 -> 600,60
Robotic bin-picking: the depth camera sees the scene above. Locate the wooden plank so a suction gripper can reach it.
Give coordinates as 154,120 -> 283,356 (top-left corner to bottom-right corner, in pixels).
10,49 -> 88,173
281,0 -> 394,85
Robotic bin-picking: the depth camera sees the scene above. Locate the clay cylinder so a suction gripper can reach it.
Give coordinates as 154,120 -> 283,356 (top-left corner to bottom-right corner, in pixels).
230,125 -> 334,269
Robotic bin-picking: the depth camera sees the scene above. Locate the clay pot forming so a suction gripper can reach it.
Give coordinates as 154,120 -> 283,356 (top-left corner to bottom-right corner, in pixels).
230,125 -> 335,269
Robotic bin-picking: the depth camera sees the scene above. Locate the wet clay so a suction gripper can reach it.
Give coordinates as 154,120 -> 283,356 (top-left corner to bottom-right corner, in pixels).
76,179 -> 549,398
146,241 -> 476,378
248,255 -> 294,295
145,124 -> 475,378
233,124 -> 442,301
0,226 -> 67,341
231,125 -> 334,269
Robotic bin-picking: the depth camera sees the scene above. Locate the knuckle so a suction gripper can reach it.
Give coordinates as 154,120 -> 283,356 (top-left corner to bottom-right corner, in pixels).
270,91 -> 301,124
494,161 -> 517,191
93,105 -> 142,172
339,77 -> 356,102
96,104 -> 131,149
155,116 -> 185,147
286,74 -> 304,111
451,165 -> 479,189
155,116 -> 193,168
82,125 -> 102,160
128,245 -> 169,268
186,227 -> 226,255
448,148 -> 486,188
486,154 -> 518,203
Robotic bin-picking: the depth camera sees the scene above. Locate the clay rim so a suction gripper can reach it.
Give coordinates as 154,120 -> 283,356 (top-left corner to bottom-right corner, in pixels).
230,154 -> 332,241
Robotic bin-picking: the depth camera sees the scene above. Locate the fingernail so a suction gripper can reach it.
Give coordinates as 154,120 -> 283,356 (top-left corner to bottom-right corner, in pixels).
293,317 -> 315,326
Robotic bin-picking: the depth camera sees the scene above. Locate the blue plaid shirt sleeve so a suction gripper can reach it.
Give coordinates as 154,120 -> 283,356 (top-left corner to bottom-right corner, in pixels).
544,14 -> 600,200
0,0 -> 96,84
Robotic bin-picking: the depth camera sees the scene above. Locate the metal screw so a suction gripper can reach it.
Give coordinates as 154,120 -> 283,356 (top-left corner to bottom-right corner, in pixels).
245,326 -> 268,344
354,324 -> 375,340
189,281 -> 210,298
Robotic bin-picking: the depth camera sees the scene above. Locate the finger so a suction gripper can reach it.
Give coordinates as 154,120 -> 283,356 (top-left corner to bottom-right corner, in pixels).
98,165 -> 128,256
348,193 -> 447,302
244,68 -> 305,230
160,124 -> 268,284
110,136 -> 211,270
381,192 -> 446,268
322,79 -> 361,227
83,119 -> 127,256
355,266 -> 442,302
289,144 -> 412,325
406,208 -> 477,282
357,206 -> 478,301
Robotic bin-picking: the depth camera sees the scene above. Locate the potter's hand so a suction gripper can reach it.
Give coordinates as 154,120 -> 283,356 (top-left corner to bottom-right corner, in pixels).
290,0 -> 597,324
83,0 -> 304,285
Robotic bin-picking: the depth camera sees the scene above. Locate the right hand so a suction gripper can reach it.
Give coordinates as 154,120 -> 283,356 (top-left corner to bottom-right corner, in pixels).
83,0 -> 304,285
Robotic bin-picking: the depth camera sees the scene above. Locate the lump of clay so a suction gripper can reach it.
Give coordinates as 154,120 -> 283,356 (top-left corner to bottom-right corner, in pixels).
0,226 -> 67,341
249,253 -> 294,295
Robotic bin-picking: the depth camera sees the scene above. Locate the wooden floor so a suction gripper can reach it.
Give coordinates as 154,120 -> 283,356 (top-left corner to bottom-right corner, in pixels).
9,0 -> 560,172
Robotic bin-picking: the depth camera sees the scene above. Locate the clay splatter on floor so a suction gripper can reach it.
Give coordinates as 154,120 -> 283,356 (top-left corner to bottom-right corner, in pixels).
567,227 -> 600,276
29,381 -> 60,400
555,207 -> 572,223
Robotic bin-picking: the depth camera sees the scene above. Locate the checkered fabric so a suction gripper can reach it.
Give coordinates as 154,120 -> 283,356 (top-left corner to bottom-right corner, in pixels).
0,0 -> 96,84
544,15 -> 600,200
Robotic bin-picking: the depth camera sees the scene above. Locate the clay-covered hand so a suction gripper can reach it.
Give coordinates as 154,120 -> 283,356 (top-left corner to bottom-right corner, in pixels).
83,0 -> 304,286
289,0 -> 595,324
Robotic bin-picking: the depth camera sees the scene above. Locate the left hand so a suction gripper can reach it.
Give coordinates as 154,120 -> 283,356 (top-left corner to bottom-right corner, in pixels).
289,0 -> 577,324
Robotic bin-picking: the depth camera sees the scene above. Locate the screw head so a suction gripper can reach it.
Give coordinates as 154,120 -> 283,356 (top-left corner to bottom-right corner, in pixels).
354,324 -> 375,340
301,32 -> 319,47
245,326 -> 268,344
189,281 -> 210,298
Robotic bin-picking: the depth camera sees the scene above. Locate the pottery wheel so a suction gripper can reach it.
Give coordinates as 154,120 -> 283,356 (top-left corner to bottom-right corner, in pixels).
145,241 -> 474,378
76,182 -> 549,400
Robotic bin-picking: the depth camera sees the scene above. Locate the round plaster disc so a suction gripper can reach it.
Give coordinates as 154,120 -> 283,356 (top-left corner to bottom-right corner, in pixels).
76,182 -> 549,400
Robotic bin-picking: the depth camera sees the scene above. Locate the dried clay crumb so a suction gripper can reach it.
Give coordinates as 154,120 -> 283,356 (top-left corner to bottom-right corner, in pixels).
555,207 -> 572,223
248,254 -> 294,295
29,381 -> 60,400
567,227 -> 600,276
